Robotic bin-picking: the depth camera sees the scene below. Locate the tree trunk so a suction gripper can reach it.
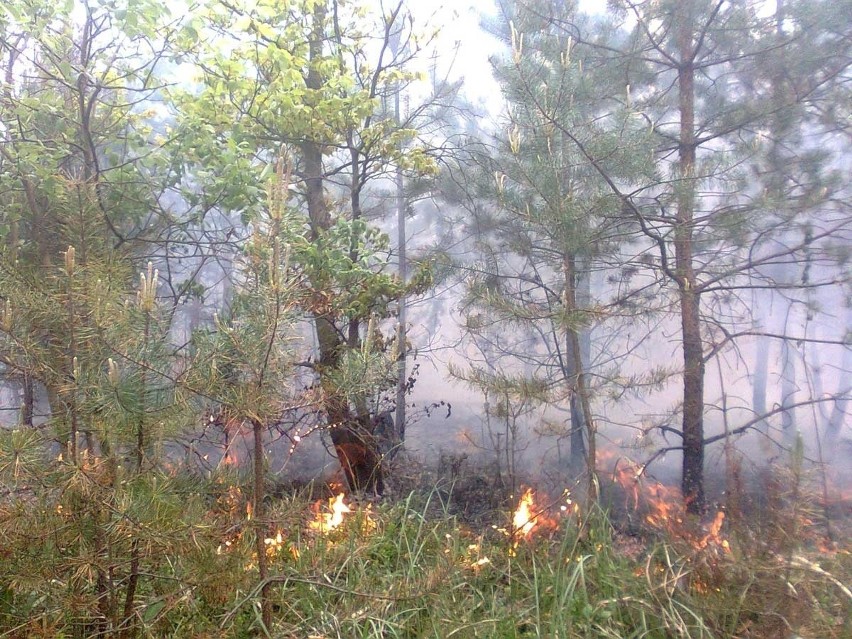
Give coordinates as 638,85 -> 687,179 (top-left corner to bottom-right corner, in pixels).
565,258 -> 592,477
304,3 -> 382,494
577,258 -> 591,372
394,87 -> 407,452
21,372 -> 34,427
827,341 -> 851,440
563,255 -> 596,502
252,418 -> 271,631
676,6 -> 705,514
751,294 -> 769,430
772,0 -> 798,445
780,323 -> 798,438
565,320 -> 586,475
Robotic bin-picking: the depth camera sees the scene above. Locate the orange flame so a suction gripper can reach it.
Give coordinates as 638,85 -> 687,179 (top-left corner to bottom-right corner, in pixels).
696,511 -> 730,551
604,451 -> 731,554
308,493 -> 351,534
645,484 -> 683,529
513,489 -> 538,540
508,489 -> 564,554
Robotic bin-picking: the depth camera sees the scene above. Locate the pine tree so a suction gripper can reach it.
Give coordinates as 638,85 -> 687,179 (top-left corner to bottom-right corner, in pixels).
496,0 -> 851,512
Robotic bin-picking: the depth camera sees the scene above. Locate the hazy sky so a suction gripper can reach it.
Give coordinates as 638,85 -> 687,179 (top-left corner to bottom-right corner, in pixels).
410,0 -> 607,111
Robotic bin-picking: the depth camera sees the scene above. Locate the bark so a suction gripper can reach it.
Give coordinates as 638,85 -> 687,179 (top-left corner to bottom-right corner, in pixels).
565,260 -> 591,477
772,0 -> 797,444
304,3 -> 383,494
67,267 -> 79,465
558,125 -> 592,484
563,255 -> 596,502
121,310 -> 149,637
676,6 -> 705,514
346,142 -> 362,350
252,418 -> 271,631
565,308 -> 586,474
577,260 -> 591,371
780,324 -> 798,437
394,83 -> 407,451
21,373 -> 34,427
751,292 -> 769,429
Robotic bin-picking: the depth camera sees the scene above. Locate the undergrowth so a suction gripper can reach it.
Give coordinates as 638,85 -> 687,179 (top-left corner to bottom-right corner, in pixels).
1,473 -> 849,639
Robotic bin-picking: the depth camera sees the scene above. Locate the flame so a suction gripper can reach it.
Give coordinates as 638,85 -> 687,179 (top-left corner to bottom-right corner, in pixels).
696,511 -> 729,551
644,484 -> 684,528
328,480 -> 346,494
264,530 -> 289,559
513,489 -> 538,540
464,542 -> 491,571
308,493 -> 351,534
508,489 -> 564,554
604,451 -> 731,554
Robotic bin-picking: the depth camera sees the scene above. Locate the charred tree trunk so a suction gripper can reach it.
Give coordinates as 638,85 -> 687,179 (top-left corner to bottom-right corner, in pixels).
304,3 -> 382,494
676,7 -> 705,514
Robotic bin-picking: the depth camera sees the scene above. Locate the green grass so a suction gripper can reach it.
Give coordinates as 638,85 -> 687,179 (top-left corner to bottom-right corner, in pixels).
1,480 -> 850,638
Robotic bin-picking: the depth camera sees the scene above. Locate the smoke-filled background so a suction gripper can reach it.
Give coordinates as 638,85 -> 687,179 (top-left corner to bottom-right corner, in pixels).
1,0 -> 849,502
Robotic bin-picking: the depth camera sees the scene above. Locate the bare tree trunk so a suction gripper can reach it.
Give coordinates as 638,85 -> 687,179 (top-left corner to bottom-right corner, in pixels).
21,372 -> 34,427
252,418 -> 271,631
563,255 -> 596,502
827,306 -> 851,440
751,291 -> 769,429
304,3 -> 382,494
676,6 -> 705,514
394,84 -> 407,451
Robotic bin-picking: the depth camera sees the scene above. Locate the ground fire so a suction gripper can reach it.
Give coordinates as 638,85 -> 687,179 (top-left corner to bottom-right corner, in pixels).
308,493 -> 351,533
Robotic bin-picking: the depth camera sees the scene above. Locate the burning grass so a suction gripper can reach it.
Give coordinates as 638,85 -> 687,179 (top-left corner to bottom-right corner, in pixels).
1,471 -> 850,638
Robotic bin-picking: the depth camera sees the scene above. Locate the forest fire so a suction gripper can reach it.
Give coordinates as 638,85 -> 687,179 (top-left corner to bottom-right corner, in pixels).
307,492 -> 378,536
308,493 -> 351,533
512,488 -> 538,540
697,511 -> 729,552
264,530 -> 299,560
606,453 -> 730,553
644,483 -> 684,529
508,488 -> 564,553
308,493 -> 356,534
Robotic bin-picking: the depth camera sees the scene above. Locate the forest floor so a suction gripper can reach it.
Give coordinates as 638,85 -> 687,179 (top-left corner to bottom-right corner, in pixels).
2,456 -> 850,638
